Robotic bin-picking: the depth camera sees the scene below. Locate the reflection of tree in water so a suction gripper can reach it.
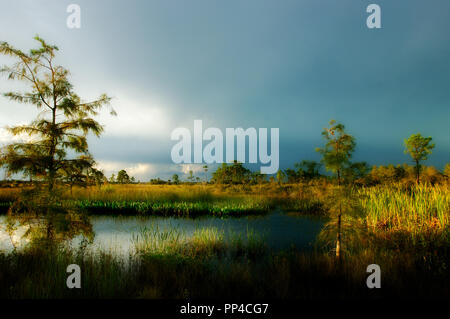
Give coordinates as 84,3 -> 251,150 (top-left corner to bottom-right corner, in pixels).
0,219 -> 30,251
6,186 -> 94,247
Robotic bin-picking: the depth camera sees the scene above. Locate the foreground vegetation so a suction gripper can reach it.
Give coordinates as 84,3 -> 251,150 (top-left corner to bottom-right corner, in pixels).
0,221 -> 447,299
0,182 -> 448,299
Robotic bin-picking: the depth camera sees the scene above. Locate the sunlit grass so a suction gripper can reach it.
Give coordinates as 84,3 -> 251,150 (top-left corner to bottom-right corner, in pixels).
357,183 -> 449,233
0,183 -> 330,216
132,223 -> 267,259
74,198 -> 271,216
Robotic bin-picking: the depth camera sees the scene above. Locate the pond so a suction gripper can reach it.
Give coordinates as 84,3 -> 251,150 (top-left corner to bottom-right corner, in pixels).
0,210 -> 326,255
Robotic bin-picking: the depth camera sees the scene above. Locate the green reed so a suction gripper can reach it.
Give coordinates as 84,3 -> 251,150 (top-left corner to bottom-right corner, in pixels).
74,198 -> 271,216
357,183 -> 449,233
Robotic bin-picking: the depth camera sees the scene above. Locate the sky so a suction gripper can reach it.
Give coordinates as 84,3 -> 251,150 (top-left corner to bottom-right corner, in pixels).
0,0 -> 449,181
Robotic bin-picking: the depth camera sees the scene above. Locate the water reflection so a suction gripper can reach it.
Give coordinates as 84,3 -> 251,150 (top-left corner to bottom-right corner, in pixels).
0,211 -> 325,255
0,223 -> 30,250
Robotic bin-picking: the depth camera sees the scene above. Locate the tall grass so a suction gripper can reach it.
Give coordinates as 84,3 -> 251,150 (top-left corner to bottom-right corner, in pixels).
1,228 -> 447,299
132,223 -> 185,255
132,223 -> 267,259
357,183 -> 449,233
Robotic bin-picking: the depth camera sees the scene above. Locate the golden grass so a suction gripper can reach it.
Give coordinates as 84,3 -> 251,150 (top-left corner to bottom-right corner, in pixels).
1,182 -> 448,234
357,183 -> 449,233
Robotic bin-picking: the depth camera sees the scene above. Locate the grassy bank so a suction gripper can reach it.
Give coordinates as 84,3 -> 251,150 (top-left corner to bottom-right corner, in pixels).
0,223 -> 447,299
0,183 -> 447,221
0,183 -> 329,216
73,198 -> 271,216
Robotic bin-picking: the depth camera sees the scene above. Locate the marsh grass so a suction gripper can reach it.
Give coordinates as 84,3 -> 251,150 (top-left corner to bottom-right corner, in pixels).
132,223 -> 267,260
358,183 -> 449,234
132,223 -> 185,255
0,182 -> 448,298
0,244 -> 137,299
74,198 -> 271,216
0,183 -> 331,216
1,230 -> 447,299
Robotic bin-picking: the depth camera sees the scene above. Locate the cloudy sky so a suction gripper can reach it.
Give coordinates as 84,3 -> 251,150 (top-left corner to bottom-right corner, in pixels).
0,0 -> 449,181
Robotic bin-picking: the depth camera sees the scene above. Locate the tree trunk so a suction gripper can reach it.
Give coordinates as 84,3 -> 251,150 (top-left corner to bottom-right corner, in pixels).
336,203 -> 342,259
48,107 -> 57,192
46,221 -> 54,241
416,160 -> 420,184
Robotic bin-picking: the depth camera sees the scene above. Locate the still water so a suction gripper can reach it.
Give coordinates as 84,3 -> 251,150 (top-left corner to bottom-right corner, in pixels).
0,211 -> 325,255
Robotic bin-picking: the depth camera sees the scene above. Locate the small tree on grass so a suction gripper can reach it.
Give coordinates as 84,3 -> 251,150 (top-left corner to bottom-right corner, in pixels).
212,161 -> 252,184
117,169 -> 130,184
404,133 -> 435,184
316,120 -> 356,259
187,170 -> 195,183
172,174 -> 180,185
276,169 -> 286,185
316,120 -> 356,186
